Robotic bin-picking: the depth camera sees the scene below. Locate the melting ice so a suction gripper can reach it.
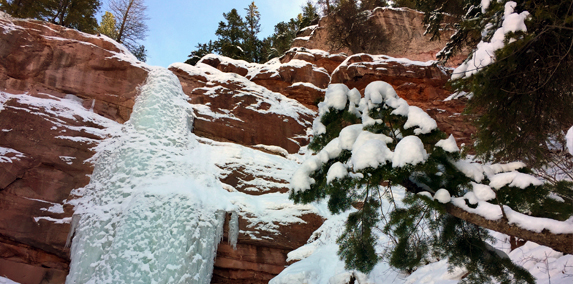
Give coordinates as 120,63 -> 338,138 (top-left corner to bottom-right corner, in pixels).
66,68 -> 236,284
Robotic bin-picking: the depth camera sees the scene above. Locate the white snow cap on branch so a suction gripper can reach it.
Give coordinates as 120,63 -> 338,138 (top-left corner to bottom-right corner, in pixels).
321,84 -> 350,114
434,188 -> 451,203
327,162 -> 348,183
567,126 -> 573,155
392,136 -> 428,167
339,124 -> 364,150
364,81 -> 409,115
452,1 -> 530,80
435,134 -> 459,152
489,171 -> 543,189
471,182 -> 496,201
351,139 -> 393,170
404,106 -> 438,135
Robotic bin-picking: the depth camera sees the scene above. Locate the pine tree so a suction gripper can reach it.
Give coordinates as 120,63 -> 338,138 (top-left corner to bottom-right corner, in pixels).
290,81 -> 572,282
360,0 -> 387,10
300,1 -> 319,28
97,11 -> 118,39
243,1 -> 261,63
48,0 -> 101,33
0,0 -> 49,19
448,0 -> 573,169
214,8 -> 246,60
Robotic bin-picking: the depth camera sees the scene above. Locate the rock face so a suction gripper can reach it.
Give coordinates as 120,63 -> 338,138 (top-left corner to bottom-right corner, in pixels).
0,9 -> 474,284
292,7 -> 469,67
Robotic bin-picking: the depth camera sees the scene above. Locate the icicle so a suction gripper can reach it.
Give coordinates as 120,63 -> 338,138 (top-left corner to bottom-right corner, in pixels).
64,214 -> 80,248
228,211 -> 239,249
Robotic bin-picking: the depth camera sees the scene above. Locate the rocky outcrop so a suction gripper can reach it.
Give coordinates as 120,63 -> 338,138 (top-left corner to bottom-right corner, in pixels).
169,61 -> 316,154
196,54 -> 330,111
292,7 -> 469,67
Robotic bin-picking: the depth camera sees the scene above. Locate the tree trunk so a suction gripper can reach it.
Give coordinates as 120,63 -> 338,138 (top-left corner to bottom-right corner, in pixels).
445,203 -> 573,254
117,0 -> 134,43
401,179 -> 573,254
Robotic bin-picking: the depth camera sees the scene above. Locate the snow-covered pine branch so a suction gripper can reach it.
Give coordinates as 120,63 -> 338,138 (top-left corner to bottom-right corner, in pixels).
289,80 -> 573,281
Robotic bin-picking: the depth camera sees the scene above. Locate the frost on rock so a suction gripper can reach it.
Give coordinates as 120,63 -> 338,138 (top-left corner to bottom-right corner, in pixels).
435,135 -> 459,153
66,68 -> 235,284
392,136 -> 428,168
404,106 -> 438,135
0,146 -> 26,163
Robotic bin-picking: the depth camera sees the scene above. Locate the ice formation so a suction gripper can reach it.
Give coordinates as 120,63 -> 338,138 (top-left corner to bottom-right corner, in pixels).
66,68 -> 236,284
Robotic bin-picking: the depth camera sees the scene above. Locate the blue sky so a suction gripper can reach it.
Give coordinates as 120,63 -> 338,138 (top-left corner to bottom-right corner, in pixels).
99,0 -> 309,67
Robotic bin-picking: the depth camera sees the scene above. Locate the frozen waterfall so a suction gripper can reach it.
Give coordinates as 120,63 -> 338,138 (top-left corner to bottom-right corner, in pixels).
66,68 -> 236,284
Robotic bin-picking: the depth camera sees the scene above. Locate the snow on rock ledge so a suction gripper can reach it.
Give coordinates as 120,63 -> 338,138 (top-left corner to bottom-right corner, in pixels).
169,62 -> 315,153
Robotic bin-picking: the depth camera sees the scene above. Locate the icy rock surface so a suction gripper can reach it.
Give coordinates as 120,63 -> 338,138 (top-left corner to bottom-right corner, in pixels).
66,68 -> 235,284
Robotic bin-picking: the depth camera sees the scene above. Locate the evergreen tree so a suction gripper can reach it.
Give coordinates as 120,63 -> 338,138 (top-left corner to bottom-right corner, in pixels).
300,1 -> 319,28
290,81 -> 572,282
392,0 -> 416,9
214,8 -> 246,60
359,0 -> 387,10
317,0 -> 332,15
243,1 -> 261,63
48,0 -> 101,33
97,11 -> 118,39
0,0 -> 49,19
448,0 -> 573,169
